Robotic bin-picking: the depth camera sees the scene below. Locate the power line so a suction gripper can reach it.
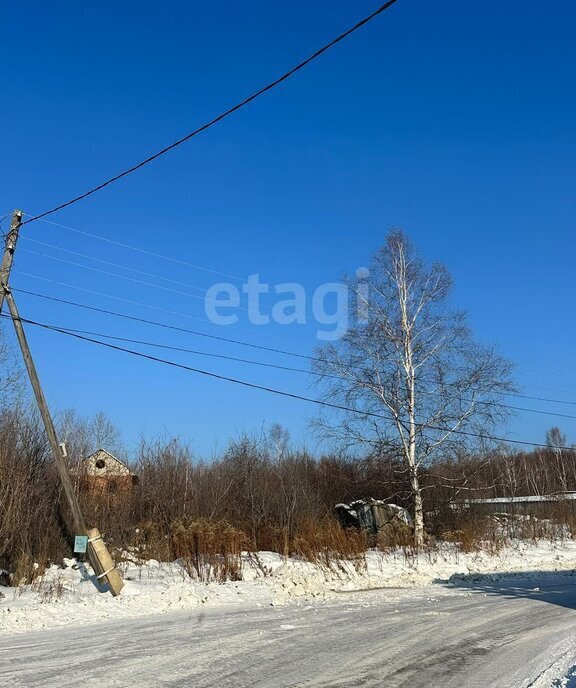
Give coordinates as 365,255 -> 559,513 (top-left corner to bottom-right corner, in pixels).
19,247 -> 260,316
2,314 -> 315,374
22,1 -> 400,224
14,272 -> 210,324
21,248 -> 212,299
0,213 -> 11,231
21,236 -> 212,293
6,311 -> 576,423
27,226 -> 574,389
30,217 -> 245,282
19,242 -> 576,398
3,305 -> 576,422
4,310 -> 571,452
12,271 -> 307,346
13,285 -> 576,412
11,286 -> 314,360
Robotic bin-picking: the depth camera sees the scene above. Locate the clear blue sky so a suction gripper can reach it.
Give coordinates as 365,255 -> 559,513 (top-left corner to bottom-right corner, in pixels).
2,1 -> 575,456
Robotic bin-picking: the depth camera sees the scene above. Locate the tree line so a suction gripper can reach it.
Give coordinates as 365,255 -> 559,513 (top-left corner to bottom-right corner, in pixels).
2,401 -> 575,582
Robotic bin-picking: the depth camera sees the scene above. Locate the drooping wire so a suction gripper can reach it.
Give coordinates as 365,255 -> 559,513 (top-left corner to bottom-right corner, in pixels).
2,310 -> 570,452
11,285 -> 314,360
22,1 -> 400,224
5,292 -> 576,426
13,285 -> 576,411
4,311 -> 576,422
12,272 -> 309,346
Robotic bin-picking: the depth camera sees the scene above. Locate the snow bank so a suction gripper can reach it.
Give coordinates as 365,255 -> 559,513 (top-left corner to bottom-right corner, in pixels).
2,539 -> 576,637
523,636 -> 576,687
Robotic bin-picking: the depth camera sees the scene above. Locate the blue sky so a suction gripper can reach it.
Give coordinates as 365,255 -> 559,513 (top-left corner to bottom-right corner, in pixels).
2,0 -> 575,456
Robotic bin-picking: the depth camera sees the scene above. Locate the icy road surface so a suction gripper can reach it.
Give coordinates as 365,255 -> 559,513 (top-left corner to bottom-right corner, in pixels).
2,575 -> 576,687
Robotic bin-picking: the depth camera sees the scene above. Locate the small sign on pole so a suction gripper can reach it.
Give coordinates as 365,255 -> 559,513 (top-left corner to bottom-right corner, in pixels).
74,535 -> 89,554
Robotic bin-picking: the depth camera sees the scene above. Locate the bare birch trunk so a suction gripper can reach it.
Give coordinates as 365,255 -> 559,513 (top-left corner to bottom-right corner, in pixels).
410,469 -> 425,548
398,241 -> 425,547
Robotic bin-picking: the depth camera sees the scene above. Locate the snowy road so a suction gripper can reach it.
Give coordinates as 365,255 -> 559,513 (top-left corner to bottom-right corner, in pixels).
2,575 -> 576,687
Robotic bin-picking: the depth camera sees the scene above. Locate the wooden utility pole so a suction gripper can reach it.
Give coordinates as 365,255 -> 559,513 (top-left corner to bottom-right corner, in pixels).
0,210 -> 123,596
4,287 -> 88,532
0,210 -> 22,316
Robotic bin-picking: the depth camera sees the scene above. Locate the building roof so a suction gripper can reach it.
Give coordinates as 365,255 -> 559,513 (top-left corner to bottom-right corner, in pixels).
75,448 -> 136,477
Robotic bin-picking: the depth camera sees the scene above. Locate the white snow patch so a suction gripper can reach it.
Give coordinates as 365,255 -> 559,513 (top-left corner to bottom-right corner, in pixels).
2,539 -> 576,637
523,636 -> 576,687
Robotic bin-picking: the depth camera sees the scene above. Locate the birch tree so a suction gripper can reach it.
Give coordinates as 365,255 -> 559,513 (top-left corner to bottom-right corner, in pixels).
313,231 -> 515,546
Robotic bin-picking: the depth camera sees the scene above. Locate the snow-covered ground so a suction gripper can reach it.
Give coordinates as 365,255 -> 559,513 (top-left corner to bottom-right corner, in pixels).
2,539 -> 576,637
2,568 -> 576,687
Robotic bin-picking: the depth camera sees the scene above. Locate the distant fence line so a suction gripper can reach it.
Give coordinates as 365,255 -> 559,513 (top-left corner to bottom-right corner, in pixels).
452,492 -> 576,518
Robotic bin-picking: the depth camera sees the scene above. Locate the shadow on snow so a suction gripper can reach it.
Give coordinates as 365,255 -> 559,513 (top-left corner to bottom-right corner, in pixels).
442,569 -> 576,611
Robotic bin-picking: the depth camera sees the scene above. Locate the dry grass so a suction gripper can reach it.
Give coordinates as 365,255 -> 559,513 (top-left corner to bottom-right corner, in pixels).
31,573 -> 67,603
376,521 -> 415,550
11,552 -> 44,587
131,521 -> 173,562
171,519 -> 248,583
291,518 -> 367,571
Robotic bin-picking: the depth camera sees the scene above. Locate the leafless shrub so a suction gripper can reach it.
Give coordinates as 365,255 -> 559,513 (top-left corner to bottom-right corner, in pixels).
292,518 -> 367,572
0,408 -> 69,582
12,552 -> 41,586
246,552 -> 274,577
376,521 -> 414,550
172,519 -> 248,583
32,573 -> 67,603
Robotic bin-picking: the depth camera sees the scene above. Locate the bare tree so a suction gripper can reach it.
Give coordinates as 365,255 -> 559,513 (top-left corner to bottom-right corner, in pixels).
546,427 -> 566,451
313,231 -> 515,546
57,409 -> 125,467
268,423 -> 291,461
545,427 -> 569,493
0,324 -> 23,410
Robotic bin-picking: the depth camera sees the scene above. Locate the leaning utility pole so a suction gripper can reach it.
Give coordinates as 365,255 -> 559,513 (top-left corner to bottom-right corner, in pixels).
0,209 -> 123,596
4,288 -> 88,532
0,209 -> 22,315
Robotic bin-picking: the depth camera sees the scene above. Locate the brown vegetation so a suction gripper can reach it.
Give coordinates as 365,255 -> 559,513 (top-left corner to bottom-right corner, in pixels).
2,404 -> 576,585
